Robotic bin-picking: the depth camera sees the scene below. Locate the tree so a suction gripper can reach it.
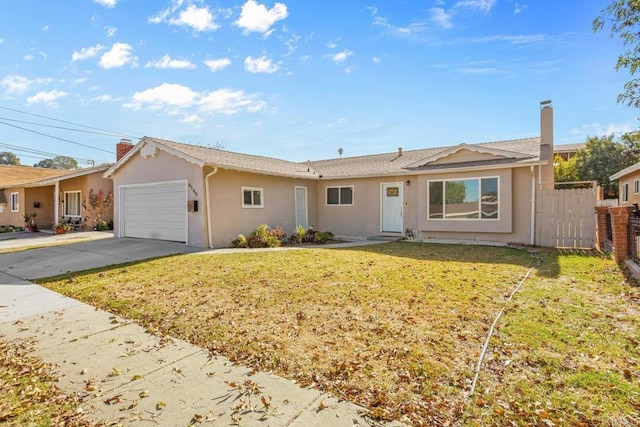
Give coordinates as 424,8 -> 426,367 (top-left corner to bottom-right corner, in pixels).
594,1 -> 640,107
553,154 -> 579,183
0,151 -> 20,165
87,189 -> 113,229
34,155 -> 79,169
574,135 -> 625,195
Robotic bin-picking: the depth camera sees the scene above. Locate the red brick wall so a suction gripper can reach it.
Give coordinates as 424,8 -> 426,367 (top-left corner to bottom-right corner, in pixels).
595,206 -> 608,251
609,206 -> 630,263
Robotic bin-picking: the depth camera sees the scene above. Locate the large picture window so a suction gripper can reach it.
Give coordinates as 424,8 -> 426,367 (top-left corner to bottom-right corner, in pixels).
10,192 -> 19,212
428,177 -> 498,220
326,186 -> 353,205
64,191 -> 82,217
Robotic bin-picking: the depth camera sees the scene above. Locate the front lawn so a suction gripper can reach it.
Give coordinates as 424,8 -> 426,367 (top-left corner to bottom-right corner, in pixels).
40,243 -> 640,426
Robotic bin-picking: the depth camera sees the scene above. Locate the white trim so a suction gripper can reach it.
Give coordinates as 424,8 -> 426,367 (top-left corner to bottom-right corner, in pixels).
611,161 -> 640,181
622,182 -> 629,203
325,185 -> 354,206
634,179 -> 639,194
406,143 -> 532,168
205,168 -> 219,249
427,176 -> 500,221
10,192 -> 18,212
63,190 -> 82,218
119,179 -> 189,244
294,186 -> 308,229
241,186 -> 264,208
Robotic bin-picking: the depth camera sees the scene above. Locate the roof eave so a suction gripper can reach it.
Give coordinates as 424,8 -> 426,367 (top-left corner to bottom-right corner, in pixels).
610,162 -> 640,181
206,163 -> 319,180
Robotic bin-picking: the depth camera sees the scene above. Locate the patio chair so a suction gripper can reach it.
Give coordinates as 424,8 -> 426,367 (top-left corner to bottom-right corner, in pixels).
64,217 -> 82,231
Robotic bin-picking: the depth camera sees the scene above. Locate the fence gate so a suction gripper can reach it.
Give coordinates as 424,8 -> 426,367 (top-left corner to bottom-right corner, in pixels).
535,188 -> 596,248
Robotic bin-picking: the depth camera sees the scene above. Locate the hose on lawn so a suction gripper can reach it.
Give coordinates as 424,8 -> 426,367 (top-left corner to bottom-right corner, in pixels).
468,262 -> 537,397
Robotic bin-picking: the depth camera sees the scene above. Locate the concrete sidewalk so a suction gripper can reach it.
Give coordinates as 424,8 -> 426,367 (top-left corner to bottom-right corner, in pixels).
0,237 -> 395,426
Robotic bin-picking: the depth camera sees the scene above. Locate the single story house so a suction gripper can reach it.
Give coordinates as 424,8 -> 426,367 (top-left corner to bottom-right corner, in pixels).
0,164 -> 114,230
554,142 -> 585,161
610,162 -> 640,207
104,101 -> 555,248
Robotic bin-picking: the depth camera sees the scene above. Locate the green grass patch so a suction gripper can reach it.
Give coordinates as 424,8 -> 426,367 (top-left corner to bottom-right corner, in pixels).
39,243 -> 640,426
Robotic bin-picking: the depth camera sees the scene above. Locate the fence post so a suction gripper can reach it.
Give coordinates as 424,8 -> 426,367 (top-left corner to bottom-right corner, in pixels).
609,206 -> 630,263
595,206 -> 609,251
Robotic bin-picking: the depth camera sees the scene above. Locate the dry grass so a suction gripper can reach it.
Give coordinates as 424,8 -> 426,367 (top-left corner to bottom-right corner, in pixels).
39,242 -> 640,426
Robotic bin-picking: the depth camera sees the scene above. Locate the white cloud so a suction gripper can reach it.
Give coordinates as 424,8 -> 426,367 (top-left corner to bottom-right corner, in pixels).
150,2 -> 220,33
1,75 -> 31,95
570,122 -> 636,138
99,43 -> 137,68
327,41 -> 337,49
373,16 -> 428,37
372,56 -> 382,64
514,3 -> 527,14
105,26 -> 118,37
330,50 -> 353,63
470,34 -> 545,44
125,83 -> 265,116
126,83 -> 198,111
244,56 -> 279,73
94,0 -> 117,8
72,44 -> 105,62
146,55 -> 196,69
92,94 -> 113,102
26,90 -> 68,106
24,53 -> 35,61
204,58 -> 231,72
430,8 -> 453,29
0,38 -> 3,44
182,114 -> 205,125
235,0 -> 288,34
43,25 -> 49,31
455,0 -> 496,12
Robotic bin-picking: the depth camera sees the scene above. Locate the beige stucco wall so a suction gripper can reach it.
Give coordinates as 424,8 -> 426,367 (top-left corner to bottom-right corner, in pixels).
315,176 -> 414,238
25,186 -> 55,228
0,188 -> 26,227
616,169 -> 640,207
208,168 -> 318,248
111,147 -> 207,247
416,166 -> 535,245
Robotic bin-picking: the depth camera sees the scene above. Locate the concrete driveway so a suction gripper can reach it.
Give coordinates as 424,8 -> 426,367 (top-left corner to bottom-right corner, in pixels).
0,235 -> 199,281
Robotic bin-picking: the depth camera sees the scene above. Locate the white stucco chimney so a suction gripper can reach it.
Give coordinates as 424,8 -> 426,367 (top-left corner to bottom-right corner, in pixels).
539,100 -> 554,190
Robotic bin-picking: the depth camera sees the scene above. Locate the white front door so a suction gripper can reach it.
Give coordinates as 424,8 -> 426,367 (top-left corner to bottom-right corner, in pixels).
295,186 -> 308,229
381,183 -> 403,233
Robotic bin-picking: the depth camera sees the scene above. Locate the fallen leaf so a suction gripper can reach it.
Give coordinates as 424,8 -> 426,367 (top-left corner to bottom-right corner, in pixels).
156,401 -> 166,410
318,400 -> 327,410
139,390 -> 150,398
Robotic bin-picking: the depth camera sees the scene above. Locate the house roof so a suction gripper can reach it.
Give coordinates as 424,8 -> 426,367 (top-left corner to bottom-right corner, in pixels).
0,164 -> 112,189
610,161 -> 640,181
554,142 -> 585,154
0,165 -> 70,188
104,136 -> 546,181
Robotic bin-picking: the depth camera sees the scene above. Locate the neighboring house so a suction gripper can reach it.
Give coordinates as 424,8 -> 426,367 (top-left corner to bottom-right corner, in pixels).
554,142 -> 585,161
104,101 -> 555,248
610,162 -> 640,207
0,164 -> 114,230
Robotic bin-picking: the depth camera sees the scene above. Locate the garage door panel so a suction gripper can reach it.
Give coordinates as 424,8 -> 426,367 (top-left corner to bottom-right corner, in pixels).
121,182 -> 187,243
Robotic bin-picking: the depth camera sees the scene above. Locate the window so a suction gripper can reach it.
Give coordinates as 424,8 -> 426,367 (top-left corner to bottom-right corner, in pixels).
326,186 -> 353,205
428,177 -> 498,220
622,183 -> 629,203
10,192 -> 18,212
634,179 -> 639,194
242,187 -> 263,208
64,191 -> 82,217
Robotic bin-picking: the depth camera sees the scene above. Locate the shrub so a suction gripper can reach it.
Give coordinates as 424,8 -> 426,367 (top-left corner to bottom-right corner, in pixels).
290,225 -> 307,244
95,221 -> 110,231
314,231 -> 334,244
246,225 -> 287,248
232,234 -> 248,248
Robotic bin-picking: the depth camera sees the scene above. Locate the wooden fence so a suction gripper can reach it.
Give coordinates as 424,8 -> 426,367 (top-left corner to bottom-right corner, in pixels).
535,188 -> 596,249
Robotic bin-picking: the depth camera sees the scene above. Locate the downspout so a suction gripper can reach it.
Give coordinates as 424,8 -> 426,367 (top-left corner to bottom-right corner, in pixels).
530,165 -> 536,246
204,167 -> 218,249
54,181 -> 60,224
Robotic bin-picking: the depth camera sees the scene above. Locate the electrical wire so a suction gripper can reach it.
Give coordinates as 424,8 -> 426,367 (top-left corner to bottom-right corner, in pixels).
0,116 -> 133,138
0,121 -> 115,154
0,142 -> 108,164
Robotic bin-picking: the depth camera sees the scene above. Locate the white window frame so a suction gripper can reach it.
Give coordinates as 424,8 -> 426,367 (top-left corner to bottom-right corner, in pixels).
427,176 -> 500,220
634,179 -> 639,194
242,186 -> 264,208
10,192 -> 19,212
64,190 -> 82,218
622,183 -> 629,203
325,185 -> 354,206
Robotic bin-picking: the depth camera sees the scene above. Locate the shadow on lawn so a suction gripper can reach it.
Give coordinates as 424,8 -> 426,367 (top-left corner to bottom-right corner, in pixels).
331,241 -> 569,278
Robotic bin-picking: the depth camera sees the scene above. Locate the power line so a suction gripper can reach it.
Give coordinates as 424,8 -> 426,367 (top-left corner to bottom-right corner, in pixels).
0,121 -> 115,154
0,142 -> 108,164
0,116 -> 132,138
0,105 -> 135,138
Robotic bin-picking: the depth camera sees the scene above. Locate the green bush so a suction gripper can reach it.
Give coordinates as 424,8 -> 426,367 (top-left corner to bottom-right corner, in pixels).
246,225 -> 287,248
232,234 -> 248,248
313,231 -> 334,244
95,221 -> 110,231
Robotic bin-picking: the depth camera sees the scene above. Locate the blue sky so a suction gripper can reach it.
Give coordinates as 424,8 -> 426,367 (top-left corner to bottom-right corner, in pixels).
0,0 -> 636,165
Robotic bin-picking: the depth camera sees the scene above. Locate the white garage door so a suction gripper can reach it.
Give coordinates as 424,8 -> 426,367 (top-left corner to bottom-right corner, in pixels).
121,181 -> 187,242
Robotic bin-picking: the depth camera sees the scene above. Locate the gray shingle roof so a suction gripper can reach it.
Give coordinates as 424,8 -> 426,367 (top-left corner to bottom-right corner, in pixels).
109,136 -> 544,180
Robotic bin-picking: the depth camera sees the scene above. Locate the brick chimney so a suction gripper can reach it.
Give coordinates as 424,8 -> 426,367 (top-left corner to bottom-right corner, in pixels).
539,100 -> 554,190
116,138 -> 134,161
